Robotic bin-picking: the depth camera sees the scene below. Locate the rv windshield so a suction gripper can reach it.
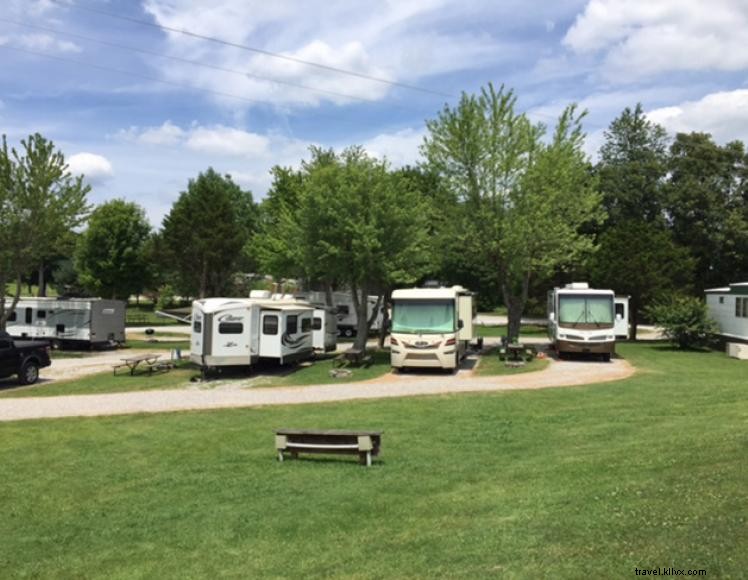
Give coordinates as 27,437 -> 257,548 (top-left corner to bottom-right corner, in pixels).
392,300 -> 455,334
559,295 -> 614,327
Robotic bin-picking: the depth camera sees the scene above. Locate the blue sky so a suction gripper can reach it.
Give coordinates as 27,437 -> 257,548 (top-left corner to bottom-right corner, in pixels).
2,0 -> 748,225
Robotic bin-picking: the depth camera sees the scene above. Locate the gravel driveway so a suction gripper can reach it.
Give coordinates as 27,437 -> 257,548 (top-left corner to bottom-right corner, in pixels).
0,357 -> 634,422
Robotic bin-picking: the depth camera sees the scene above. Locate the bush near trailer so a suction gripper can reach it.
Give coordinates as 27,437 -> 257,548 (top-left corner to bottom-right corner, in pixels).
646,295 -> 718,349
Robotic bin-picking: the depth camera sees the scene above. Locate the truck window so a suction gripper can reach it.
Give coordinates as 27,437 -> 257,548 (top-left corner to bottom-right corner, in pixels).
263,315 -> 278,335
287,315 -> 298,334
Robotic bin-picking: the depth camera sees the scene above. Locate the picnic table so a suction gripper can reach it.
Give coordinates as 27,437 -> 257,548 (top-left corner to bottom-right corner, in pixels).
498,339 -> 537,363
332,347 -> 373,368
113,353 -> 173,376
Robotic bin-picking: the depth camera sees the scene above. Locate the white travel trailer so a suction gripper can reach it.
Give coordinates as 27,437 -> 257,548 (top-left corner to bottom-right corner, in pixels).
390,286 -> 475,370
547,283 -> 617,361
5,297 -> 126,348
294,290 -> 383,337
190,297 -> 316,370
705,282 -> 748,342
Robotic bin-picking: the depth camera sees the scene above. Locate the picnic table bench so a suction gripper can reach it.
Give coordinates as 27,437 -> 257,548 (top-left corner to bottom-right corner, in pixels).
332,348 -> 373,368
498,340 -> 537,363
275,428 -> 383,467
113,353 -> 174,376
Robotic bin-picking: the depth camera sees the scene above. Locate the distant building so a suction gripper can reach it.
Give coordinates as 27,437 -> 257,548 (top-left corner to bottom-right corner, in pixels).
705,282 -> 748,342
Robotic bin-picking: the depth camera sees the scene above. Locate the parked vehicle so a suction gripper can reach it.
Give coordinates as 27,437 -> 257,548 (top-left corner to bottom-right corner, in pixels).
5,297 -> 125,349
190,296 -> 329,372
390,286 -> 475,370
0,331 -> 51,385
547,283 -> 617,361
294,290 -> 383,338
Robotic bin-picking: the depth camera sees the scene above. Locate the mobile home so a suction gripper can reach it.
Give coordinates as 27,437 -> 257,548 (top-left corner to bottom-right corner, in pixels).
705,282 -> 748,342
390,286 -> 475,370
547,283 -> 616,361
294,290 -> 383,337
5,297 -> 126,348
190,297 -> 316,370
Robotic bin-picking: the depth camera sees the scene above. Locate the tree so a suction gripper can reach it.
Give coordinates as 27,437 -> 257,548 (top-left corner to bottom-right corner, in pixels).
591,220 -> 694,339
646,295 -> 718,349
665,132 -> 748,292
597,104 -> 669,226
422,83 -> 604,339
12,133 -> 90,295
161,168 -> 256,298
76,199 -> 153,300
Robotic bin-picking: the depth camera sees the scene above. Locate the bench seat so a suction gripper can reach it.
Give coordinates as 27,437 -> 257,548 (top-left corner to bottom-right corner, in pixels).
275,428 -> 382,466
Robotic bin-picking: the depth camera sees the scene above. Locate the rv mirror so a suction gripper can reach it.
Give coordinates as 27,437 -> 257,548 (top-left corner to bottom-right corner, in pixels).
458,319 -> 464,329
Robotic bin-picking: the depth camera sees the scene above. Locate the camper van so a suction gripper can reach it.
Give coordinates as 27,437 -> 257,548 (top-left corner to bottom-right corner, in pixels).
190,297 -> 318,370
547,283 -> 617,361
294,290 -> 383,338
390,286 -> 475,370
5,297 -> 126,348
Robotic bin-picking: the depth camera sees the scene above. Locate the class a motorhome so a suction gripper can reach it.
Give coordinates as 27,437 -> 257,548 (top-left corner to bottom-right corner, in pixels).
5,297 -> 126,348
547,283 -> 617,361
389,286 -> 475,370
190,295 -> 326,370
294,290 -> 383,338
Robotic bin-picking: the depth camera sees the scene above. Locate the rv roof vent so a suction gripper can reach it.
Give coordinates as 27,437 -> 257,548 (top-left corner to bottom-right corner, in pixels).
423,280 -> 441,288
250,290 -> 272,299
565,282 -> 590,290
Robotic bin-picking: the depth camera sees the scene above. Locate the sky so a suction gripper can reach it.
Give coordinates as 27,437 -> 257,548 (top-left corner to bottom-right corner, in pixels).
2,0 -> 748,225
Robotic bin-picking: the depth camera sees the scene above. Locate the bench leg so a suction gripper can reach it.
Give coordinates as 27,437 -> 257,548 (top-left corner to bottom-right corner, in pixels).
277,450 -> 284,462
366,451 -> 371,467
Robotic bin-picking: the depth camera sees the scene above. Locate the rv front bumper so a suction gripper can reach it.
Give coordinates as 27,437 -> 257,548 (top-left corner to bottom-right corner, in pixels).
557,340 -> 615,354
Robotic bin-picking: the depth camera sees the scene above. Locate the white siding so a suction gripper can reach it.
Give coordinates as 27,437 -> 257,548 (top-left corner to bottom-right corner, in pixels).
706,294 -> 748,340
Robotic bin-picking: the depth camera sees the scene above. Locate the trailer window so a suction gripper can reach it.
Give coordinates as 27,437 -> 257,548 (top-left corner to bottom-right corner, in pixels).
615,303 -> 624,318
37,310 -> 46,319
287,315 -> 298,334
392,300 -> 455,334
25,308 -> 32,324
302,318 -> 311,332
193,320 -> 202,333
336,305 -> 350,316
8,311 -> 16,322
263,315 -> 278,335
559,295 -> 614,325
737,297 -> 748,318
313,317 -> 322,330
219,322 -> 243,334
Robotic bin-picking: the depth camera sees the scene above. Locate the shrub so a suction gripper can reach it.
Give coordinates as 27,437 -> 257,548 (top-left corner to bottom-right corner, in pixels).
646,295 -> 718,349
156,284 -> 176,311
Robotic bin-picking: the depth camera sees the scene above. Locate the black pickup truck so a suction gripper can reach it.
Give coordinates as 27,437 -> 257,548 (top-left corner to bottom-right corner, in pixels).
0,331 -> 51,385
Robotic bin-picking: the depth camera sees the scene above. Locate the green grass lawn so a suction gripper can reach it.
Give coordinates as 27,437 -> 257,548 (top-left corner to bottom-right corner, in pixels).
0,343 -> 746,577
474,348 -> 551,376
476,324 -> 548,338
126,304 -> 181,326
124,339 -> 192,351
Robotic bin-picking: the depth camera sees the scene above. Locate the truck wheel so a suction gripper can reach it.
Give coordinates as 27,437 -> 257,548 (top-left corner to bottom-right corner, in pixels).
18,361 -> 40,385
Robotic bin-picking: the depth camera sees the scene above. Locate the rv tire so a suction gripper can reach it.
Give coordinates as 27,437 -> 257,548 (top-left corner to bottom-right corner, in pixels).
18,360 -> 40,385
602,353 -> 611,362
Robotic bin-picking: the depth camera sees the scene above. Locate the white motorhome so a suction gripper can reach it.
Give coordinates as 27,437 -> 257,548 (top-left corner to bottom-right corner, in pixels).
390,286 -> 475,370
190,297 -> 316,370
547,283 -> 617,361
5,297 -> 126,348
294,290 -> 383,337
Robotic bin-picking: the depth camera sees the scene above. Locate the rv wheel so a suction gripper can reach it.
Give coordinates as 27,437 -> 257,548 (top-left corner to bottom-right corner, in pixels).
602,353 -> 611,362
343,328 -> 355,338
18,361 -> 40,385
50,339 -> 61,350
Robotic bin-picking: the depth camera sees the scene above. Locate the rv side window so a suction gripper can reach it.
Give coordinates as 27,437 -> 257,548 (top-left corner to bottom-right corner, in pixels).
302,318 -> 311,332
615,304 -> 624,317
193,320 -> 202,333
219,322 -> 243,334
263,315 -> 278,335
25,308 -> 32,324
337,305 -> 350,315
312,317 -> 322,330
37,310 -> 46,319
287,315 -> 298,334
8,311 -> 16,322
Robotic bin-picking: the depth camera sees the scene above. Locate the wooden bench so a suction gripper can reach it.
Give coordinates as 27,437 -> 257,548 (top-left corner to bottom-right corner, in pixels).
332,348 -> 373,369
275,428 -> 383,466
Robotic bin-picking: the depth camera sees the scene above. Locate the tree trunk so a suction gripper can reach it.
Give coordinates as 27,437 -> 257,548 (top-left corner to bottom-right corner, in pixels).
0,272 -> 24,332
351,283 -> 370,352
501,272 -> 531,343
378,289 -> 391,349
324,282 -> 333,307
199,257 -> 208,299
38,261 -> 46,297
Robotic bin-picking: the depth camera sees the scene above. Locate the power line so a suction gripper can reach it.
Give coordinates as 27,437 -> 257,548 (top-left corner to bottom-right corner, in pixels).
0,17 -> 397,106
50,0 -> 454,98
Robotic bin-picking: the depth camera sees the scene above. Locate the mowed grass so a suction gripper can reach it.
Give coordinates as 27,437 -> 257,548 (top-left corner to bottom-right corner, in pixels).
0,343 -> 746,577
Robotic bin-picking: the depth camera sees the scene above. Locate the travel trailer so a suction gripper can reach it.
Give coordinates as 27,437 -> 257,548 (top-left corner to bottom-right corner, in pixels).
614,296 -> 630,339
5,297 -> 126,348
705,282 -> 748,342
190,296 -> 320,371
389,286 -> 475,370
547,283 -> 617,361
294,290 -> 383,337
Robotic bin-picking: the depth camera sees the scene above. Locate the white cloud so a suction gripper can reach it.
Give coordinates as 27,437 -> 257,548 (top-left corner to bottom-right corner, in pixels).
647,89 -> 748,144
18,33 -> 81,54
68,153 -> 114,183
138,121 -> 185,146
185,126 -> 270,156
563,0 -> 748,80
363,128 -> 425,167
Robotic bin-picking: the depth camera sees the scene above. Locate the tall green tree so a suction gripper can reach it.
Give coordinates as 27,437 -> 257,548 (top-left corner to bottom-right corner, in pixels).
76,199 -> 153,300
12,133 -> 91,295
161,168 -> 256,298
665,132 -> 748,291
422,83 -> 604,339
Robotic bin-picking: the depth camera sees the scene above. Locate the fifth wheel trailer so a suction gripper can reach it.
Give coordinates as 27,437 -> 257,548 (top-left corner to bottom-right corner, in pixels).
294,290 -> 383,338
4,297 -> 126,348
547,283 -> 617,361
390,286 -> 475,370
